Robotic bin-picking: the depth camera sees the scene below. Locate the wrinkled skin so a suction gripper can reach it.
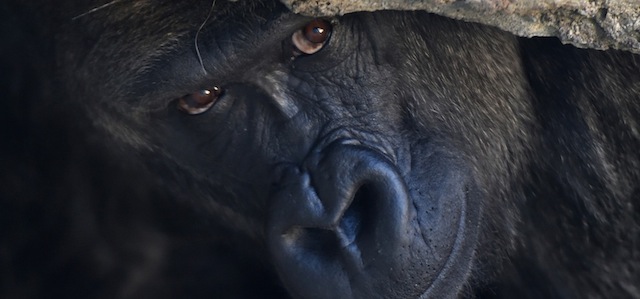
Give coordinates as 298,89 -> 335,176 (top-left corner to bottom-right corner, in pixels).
1,0 -> 639,298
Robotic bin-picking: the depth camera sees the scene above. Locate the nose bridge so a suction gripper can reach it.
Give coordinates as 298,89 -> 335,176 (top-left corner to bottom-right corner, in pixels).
243,66 -> 301,119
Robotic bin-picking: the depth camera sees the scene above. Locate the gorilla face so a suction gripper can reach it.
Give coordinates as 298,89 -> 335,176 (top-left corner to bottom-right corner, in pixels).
55,1 -> 531,297
41,0 -> 637,298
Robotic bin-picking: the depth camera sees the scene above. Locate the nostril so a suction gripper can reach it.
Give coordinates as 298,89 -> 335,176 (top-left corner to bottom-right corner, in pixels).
284,226 -> 341,260
281,183 -> 378,259
267,144 -> 413,298
339,183 -> 375,249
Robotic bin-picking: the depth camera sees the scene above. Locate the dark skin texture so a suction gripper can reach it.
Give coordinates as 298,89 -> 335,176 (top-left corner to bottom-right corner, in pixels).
1,0 -> 639,298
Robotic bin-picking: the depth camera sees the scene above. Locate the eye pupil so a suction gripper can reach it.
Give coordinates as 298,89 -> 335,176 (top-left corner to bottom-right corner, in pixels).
304,20 -> 330,44
193,90 -> 212,103
177,86 -> 222,115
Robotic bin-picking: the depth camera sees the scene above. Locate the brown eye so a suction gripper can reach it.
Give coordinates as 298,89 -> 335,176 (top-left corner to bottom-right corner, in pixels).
291,19 -> 332,55
177,86 -> 222,115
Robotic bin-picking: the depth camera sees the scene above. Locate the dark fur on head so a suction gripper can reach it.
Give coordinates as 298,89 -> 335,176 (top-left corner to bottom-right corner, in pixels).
2,0 -> 639,298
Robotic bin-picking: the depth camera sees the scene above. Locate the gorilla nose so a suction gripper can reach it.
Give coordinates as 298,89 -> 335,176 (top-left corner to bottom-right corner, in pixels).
267,141 -> 411,299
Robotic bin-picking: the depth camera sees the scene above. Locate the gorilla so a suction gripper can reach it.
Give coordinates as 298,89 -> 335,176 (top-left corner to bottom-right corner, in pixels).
1,0 -> 639,298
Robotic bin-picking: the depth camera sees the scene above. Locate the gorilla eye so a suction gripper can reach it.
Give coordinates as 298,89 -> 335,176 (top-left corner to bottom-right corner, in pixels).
291,19 -> 332,55
177,86 -> 222,115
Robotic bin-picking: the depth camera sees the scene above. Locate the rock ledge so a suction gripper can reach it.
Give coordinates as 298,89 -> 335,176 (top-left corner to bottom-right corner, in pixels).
282,0 -> 640,54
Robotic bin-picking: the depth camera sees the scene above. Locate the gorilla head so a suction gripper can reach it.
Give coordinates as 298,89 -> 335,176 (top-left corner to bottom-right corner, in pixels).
6,0 -> 639,298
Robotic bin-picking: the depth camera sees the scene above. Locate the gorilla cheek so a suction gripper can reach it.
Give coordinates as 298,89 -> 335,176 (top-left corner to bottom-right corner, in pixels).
266,140 -> 481,298
405,145 -> 482,298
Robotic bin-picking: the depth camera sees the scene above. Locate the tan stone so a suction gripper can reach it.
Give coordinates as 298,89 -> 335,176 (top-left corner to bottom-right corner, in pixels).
281,0 -> 640,53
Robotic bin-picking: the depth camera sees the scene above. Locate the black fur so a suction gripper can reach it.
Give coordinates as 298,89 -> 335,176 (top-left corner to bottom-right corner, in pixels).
1,0 -> 638,298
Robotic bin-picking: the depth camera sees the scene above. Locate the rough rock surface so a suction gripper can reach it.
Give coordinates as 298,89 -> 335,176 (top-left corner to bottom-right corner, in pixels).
281,0 -> 640,54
